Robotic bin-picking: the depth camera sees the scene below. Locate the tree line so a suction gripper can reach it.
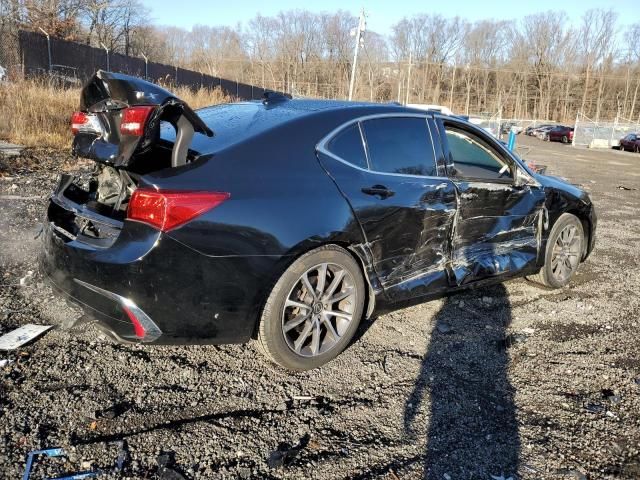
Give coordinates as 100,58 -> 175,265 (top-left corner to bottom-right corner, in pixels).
1,1 -> 639,122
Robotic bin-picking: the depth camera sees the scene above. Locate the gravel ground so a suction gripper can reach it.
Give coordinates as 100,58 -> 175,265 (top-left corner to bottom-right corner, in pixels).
0,136 -> 639,479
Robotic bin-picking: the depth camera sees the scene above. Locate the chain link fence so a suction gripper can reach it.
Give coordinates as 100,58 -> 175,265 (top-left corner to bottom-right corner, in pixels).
0,29 -> 275,100
573,113 -> 640,148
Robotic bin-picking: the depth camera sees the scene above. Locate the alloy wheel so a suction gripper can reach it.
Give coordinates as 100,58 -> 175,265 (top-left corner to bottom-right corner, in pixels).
550,224 -> 581,283
282,263 -> 356,357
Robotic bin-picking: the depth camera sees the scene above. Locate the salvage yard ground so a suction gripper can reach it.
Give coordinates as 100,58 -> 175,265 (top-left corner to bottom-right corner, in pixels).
0,135 -> 639,479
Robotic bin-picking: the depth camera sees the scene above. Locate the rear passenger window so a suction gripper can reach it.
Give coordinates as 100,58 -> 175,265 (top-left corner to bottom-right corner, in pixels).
327,124 -> 368,169
361,117 -> 437,176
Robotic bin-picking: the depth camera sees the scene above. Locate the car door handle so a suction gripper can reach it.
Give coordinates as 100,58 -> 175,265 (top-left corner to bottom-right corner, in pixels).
361,185 -> 395,199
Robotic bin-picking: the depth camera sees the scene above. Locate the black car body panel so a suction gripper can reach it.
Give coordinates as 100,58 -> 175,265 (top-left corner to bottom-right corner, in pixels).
40,73 -> 596,345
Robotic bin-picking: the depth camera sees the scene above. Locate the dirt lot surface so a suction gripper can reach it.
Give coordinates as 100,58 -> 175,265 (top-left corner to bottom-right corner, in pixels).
0,136 -> 639,479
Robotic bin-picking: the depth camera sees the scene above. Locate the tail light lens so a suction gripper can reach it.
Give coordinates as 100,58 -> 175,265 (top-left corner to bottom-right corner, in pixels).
120,106 -> 155,136
71,111 -> 88,134
127,189 -> 230,232
71,111 -> 101,135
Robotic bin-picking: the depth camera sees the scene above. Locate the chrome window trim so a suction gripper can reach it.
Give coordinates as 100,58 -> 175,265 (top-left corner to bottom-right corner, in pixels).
316,113 -> 444,180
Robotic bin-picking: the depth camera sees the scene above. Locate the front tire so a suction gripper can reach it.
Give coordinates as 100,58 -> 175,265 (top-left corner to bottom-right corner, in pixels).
256,245 -> 365,370
527,213 -> 584,289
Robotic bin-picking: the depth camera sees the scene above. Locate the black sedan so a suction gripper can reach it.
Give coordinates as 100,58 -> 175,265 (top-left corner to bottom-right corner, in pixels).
41,72 -> 597,370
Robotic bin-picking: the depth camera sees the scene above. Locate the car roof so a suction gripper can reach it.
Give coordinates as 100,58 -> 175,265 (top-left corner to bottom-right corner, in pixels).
184,98 -> 437,153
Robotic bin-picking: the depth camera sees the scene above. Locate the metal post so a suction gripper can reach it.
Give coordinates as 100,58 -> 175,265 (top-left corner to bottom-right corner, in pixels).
572,112 -> 578,147
348,9 -> 366,101
141,53 -> 148,79
449,60 -> 456,110
507,130 -> 516,151
100,42 -> 110,71
38,28 -> 52,73
405,51 -> 412,105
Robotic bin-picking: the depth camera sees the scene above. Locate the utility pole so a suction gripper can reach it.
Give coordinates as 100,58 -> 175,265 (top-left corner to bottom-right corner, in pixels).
405,50 -> 412,105
141,52 -> 148,79
449,60 -> 456,110
100,42 -> 110,71
348,9 -> 366,101
38,28 -> 52,73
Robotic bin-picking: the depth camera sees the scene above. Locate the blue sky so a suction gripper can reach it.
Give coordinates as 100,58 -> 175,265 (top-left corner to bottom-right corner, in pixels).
141,0 -> 638,34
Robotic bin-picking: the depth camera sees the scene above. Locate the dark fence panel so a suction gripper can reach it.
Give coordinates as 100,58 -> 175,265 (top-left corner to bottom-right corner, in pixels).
17,30 -> 275,100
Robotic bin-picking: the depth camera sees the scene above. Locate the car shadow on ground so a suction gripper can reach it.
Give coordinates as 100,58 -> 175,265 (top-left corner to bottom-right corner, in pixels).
404,283 -> 520,479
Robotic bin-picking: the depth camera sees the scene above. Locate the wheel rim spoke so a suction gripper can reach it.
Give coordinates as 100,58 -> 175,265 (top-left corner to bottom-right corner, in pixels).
324,269 -> 345,298
283,313 -> 310,332
315,263 -> 328,296
294,320 -> 314,353
301,272 -> 316,301
328,287 -> 354,303
310,321 -> 321,355
325,309 -> 352,320
321,315 -> 340,341
285,299 -> 311,311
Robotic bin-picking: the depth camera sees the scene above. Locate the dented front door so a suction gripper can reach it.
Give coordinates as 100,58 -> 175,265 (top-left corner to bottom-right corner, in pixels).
435,118 -> 546,285
450,181 -> 545,285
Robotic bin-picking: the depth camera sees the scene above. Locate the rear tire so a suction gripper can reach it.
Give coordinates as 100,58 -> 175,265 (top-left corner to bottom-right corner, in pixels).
256,245 -> 365,370
527,213 -> 584,289
634,144 -> 640,153
562,135 -> 568,143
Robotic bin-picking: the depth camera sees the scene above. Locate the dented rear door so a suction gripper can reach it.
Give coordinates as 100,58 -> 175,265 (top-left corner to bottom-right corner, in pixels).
317,114 -> 457,301
435,117 -> 546,285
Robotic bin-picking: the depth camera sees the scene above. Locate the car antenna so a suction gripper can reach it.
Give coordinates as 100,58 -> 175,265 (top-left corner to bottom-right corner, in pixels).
262,91 -> 292,106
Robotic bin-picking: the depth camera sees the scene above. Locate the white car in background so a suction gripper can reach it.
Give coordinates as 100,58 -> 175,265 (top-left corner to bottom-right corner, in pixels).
406,104 -> 454,116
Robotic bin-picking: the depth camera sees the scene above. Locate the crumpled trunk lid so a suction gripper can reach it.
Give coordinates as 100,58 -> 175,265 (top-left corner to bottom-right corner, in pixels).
73,70 -> 213,170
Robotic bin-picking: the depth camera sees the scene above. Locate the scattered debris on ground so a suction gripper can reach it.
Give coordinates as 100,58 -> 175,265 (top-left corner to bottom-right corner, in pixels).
1,139 -> 639,478
0,323 -> 52,350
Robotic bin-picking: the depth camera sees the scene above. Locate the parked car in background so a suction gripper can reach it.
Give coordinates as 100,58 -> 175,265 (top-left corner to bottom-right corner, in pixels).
618,133 -> 640,152
500,122 -> 523,135
41,71 -> 597,370
547,125 -> 574,143
527,124 -> 553,137
535,125 -> 555,140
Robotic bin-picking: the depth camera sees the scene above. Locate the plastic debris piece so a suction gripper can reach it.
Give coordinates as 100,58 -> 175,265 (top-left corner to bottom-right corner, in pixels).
157,452 -> 187,480
436,322 -> 452,334
19,271 -> 34,287
22,447 -> 99,480
113,440 -> 128,471
267,434 -> 310,469
617,185 -> 636,191
0,359 -> 13,368
96,401 -> 133,419
0,324 -> 53,350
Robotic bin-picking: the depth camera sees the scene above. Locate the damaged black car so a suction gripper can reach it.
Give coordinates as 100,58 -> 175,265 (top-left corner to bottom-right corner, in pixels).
41,71 -> 596,370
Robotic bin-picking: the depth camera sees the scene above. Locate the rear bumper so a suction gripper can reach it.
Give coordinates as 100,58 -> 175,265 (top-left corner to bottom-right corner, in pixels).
40,219 -> 278,345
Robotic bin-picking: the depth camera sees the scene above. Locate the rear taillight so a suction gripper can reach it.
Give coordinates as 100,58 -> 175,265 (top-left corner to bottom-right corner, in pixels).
71,111 -> 101,135
127,189 -> 230,232
120,106 -> 155,136
71,111 -> 88,134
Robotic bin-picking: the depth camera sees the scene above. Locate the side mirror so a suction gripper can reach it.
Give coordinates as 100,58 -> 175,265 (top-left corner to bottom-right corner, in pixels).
514,166 -> 539,187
